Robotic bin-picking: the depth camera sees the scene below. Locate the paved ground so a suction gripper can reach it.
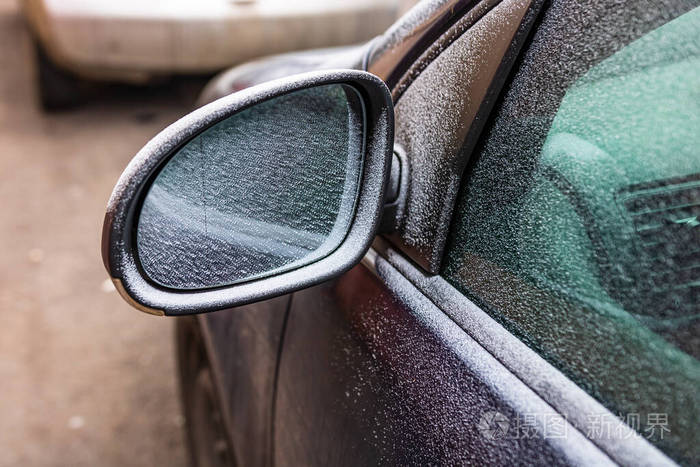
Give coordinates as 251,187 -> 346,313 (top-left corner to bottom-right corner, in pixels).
0,2 -> 209,465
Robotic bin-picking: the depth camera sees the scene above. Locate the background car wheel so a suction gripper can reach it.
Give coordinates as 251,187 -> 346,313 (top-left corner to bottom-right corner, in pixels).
32,39 -> 84,111
176,317 -> 235,467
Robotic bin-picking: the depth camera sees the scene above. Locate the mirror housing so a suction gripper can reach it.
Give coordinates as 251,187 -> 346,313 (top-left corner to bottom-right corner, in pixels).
102,70 -> 394,315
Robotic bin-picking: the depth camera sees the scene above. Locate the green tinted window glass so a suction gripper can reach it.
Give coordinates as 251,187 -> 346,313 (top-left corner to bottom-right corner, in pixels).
443,2 -> 700,462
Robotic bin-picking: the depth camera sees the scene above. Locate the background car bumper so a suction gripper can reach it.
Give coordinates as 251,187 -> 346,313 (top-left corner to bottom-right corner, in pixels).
21,0 -> 404,81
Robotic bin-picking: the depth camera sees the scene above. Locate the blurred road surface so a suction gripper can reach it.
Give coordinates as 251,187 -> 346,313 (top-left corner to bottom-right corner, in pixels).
0,1 -> 209,465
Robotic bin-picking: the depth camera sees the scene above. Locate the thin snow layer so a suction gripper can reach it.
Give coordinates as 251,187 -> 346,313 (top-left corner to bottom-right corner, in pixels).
138,84 -> 363,289
441,0 -> 700,463
393,0 -> 532,270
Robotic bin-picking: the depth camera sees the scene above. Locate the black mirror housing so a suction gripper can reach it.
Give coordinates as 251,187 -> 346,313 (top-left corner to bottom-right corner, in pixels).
102,70 -> 394,315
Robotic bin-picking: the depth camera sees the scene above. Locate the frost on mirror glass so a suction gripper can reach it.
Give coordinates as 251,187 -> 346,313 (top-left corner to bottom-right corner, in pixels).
443,3 -> 699,463
136,84 -> 364,289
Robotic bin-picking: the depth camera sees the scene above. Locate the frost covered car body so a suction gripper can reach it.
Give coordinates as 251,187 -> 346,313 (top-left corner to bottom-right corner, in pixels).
104,0 -> 700,465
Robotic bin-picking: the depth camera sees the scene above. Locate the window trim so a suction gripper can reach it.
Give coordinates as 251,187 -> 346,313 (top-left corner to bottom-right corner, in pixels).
367,237 -> 676,465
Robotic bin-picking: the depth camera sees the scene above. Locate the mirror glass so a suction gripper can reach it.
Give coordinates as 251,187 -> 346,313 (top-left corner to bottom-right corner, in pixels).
136,84 -> 365,290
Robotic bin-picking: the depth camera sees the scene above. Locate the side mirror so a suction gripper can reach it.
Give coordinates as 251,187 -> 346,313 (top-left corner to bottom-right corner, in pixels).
102,70 -> 394,315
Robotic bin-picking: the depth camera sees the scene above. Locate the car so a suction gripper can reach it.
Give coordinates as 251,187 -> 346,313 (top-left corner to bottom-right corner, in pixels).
102,0 -> 700,465
20,0 -> 413,110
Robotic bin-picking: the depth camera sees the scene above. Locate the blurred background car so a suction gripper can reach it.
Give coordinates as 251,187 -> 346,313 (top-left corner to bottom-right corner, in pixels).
20,0 -> 415,110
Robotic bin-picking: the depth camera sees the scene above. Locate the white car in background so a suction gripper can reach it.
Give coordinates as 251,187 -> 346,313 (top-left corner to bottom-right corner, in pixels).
20,0 -> 414,109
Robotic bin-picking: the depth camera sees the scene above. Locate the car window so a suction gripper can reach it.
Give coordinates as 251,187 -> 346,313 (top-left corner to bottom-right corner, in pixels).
442,1 -> 700,463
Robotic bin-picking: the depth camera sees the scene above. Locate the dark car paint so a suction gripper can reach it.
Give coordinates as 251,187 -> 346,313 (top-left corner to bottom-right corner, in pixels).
188,0 -> 676,465
273,255 -> 611,465
196,296 -> 290,466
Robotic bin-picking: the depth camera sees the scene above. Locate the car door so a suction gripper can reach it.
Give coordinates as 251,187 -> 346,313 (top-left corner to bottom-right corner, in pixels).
273,0 -> 699,465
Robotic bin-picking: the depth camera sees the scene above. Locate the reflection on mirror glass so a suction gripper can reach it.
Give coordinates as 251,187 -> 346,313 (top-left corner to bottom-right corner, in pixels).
136,84 -> 365,289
